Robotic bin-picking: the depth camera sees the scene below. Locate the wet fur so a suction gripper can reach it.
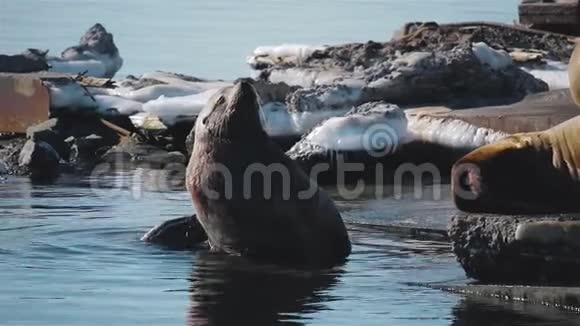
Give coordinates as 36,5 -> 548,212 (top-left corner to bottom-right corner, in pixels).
187,82 -> 351,267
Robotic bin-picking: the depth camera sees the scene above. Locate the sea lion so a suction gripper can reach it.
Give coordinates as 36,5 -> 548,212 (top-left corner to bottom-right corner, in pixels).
169,81 -> 351,267
452,115 -> 580,213
451,40 -> 580,214
141,215 -> 208,250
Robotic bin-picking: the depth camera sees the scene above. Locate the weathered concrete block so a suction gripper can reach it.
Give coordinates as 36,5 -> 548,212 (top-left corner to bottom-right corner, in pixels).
449,213 -> 580,284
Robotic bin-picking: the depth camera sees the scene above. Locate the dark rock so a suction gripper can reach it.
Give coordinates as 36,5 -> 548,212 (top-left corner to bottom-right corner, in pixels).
69,134 -> 110,169
57,23 -> 122,78
250,23 -> 556,111
26,119 -> 70,160
0,160 -> 8,175
358,44 -> 548,108
18,140 -> 60,181
0,138 -> 27,175
0,49 -> 49,73
271,44 -> 547,110
449,213 -> 580,284
100,137 -> 186,169
19,115 -> 135,174
152,71 -> 206,83
22,49 -> 49,61
164,120 -> 195,154
269,135 -> 302,152
49,114 -> 122,147
119,76 -> 167,89
25,115 -> 131,164
61,23 -> 119,59
141,215 -> 208,250
287,84 -> 364,112
310,22 -> 573,69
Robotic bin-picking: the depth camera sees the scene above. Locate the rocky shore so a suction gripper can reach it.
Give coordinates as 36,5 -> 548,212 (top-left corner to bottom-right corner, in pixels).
449,213 -> 580,284
3,21 -> 580,310
2,21 -> 568,181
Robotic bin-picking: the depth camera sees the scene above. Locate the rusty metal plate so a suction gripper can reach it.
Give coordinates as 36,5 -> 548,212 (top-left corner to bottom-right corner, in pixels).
0,74 -> 49,133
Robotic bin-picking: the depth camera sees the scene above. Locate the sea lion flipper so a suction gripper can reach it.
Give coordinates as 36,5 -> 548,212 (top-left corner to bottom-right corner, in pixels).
142,214 -> 208,250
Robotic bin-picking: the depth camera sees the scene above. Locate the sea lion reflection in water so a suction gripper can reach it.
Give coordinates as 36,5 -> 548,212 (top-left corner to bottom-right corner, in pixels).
187,251 -> 341,325
144,81 -> 351,268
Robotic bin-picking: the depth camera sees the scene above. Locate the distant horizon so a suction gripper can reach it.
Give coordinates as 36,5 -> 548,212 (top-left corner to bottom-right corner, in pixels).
0,0 -> 518,79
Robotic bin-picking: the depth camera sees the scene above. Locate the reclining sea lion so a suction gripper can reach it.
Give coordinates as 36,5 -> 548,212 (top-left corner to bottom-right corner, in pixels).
452,115 -> 580,213
452,39 -> 580,213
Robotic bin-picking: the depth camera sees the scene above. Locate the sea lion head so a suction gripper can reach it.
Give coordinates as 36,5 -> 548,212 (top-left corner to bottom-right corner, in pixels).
451,134 -> 553,213
195,80 -> 265,140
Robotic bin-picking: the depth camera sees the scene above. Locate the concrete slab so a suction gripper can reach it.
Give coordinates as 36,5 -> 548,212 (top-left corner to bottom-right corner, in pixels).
429,89 -> 580,133
432,284 -> 580,312
0,74 -> 49,133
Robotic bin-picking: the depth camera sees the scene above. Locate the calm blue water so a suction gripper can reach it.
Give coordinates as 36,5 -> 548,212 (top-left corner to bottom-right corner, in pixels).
1,174 -> 579,325
0,0 -> 518,79
2,1 -> 579,325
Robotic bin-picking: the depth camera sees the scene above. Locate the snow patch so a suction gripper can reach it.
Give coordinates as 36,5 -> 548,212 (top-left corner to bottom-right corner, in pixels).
142,88 -> 220,124
472,42 -> 513,71
248,44 -> 327,68
521,60 -> 569,90
48,53 -> 123,78
304,108 -> 507,152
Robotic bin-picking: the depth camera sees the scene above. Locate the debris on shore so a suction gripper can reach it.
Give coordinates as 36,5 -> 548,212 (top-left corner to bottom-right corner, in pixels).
0,21 -> 573,182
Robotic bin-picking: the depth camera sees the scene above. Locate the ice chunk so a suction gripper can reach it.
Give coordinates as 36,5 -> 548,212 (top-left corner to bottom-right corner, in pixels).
94,95 -> 143,115
248,44 -> 327,68
142,88 -> 220,124
521,60 -> 569,90
472,42 -> 513,70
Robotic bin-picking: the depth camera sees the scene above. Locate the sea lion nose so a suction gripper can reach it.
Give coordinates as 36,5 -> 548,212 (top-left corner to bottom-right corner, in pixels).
452,161 -> 483,211
232,80 -> 256,98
